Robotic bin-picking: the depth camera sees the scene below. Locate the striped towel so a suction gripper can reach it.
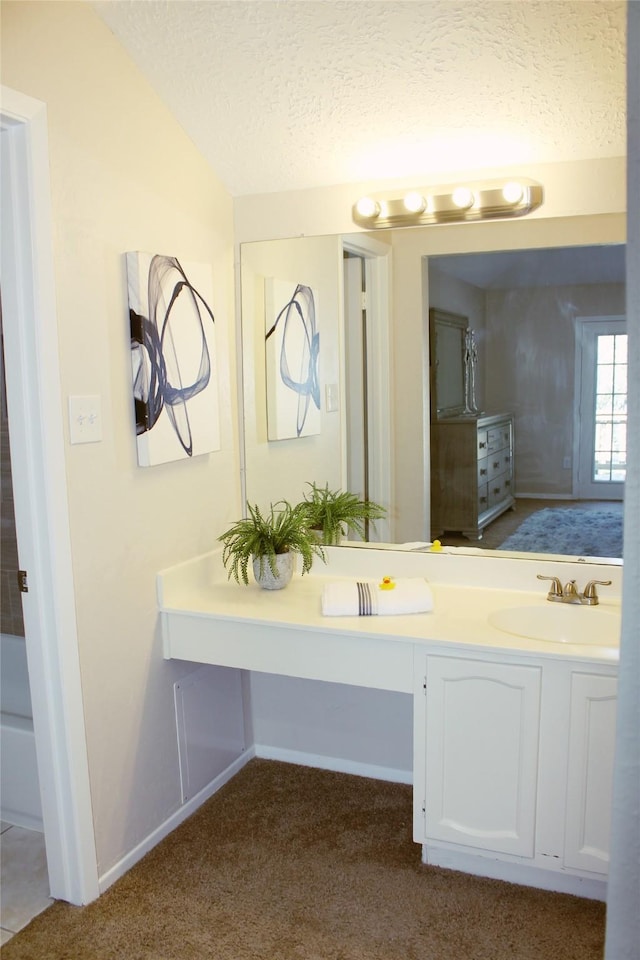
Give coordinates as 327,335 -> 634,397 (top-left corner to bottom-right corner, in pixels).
321,578 -> 434,617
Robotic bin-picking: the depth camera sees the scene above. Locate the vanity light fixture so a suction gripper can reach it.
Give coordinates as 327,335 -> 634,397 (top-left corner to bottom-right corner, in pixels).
352,178 -> 543,229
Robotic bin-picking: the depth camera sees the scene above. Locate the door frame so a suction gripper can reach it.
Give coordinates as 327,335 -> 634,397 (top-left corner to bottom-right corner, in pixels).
342,254 -> 367,502
342,235 -> 392,541
1,86 -> 98,904
573,315 -> 626,500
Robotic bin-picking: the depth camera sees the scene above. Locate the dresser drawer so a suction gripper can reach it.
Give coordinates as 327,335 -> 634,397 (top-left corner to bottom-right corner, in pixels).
488,450 -> 512,481
488,473 -> 513,507
478,482 -> 489,513
487,424 -> 512,454
477,430 -> 489,457
477,457 -> 489,483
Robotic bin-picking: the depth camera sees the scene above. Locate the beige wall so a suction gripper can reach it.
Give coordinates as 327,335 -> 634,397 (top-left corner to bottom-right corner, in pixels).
485,283 -> 626,496
1,1 -> 240,874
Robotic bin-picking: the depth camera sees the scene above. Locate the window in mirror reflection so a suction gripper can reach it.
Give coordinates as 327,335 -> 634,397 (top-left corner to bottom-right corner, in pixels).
594,332 -> 627,483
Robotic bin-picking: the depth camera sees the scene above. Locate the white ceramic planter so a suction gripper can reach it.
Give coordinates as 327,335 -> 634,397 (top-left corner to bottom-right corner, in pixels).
252,552 -> 294,590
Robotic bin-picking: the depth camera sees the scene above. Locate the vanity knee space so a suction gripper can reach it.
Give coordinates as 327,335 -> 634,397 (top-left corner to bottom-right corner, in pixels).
412,650 -> 617,893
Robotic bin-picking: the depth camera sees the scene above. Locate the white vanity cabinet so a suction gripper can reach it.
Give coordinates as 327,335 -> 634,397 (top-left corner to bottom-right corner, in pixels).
564,672 -> 618,874
414,655 -> 542,857
159,546 -> 621,899
414,653 -> 617,892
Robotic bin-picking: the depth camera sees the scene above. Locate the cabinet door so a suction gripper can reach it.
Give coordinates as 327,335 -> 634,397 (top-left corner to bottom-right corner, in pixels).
564,673 -> 617,874
419,656 -> 541,857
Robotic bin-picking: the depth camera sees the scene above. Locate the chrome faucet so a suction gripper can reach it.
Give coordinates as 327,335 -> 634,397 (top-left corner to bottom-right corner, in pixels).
537,575 -> 612,605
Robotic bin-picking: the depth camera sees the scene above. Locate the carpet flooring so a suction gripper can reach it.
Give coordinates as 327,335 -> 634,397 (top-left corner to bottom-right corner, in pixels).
2,760 -> 606,960
498,507 -> 623,557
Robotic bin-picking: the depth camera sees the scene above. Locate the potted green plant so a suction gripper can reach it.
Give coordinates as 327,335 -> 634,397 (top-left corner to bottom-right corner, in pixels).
218,501 -> 325,589
299,482 -> 386,546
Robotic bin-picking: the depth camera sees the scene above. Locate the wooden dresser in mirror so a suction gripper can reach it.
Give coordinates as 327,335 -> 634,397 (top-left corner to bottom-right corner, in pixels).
431,413 -> 515,540
429,308 -> 514,540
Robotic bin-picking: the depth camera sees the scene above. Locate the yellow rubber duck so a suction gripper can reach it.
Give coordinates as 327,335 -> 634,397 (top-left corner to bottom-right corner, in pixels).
430,539 -> 442,552
379,576 -> 396,590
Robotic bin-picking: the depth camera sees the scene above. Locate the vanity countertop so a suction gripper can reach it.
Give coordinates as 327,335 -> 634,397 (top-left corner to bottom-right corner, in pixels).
158,546 -> 621,668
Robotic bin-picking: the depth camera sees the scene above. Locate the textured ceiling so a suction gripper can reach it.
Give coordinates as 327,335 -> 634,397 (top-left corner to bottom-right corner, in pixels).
91,0 -> 626,197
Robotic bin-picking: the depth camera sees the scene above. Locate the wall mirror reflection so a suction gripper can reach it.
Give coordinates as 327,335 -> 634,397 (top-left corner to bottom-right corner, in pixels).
429,244 -> 625,557
240,230 -> 625,563
429,308 -> 469,419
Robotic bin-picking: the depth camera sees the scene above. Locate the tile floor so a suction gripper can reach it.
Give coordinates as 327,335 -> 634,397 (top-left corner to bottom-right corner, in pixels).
0,821 -> 52,944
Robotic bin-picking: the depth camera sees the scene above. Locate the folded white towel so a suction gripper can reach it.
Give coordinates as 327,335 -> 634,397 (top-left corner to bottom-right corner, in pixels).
321,578 -> 434,617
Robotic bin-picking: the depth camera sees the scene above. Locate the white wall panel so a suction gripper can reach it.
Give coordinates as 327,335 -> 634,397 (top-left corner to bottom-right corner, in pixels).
250,673 -> 413,781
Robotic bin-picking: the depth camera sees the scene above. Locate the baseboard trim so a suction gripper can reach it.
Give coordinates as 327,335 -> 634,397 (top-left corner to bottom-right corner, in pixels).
422,844 -> 608,901
254,744 -> 413,785
0,809 -> 44,832
97,746 -> 412,896
514,493 -> 575,501
98,748 -> 255,895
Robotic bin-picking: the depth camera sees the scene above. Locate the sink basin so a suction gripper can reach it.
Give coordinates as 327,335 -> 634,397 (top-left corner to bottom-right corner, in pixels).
488,604 -> 620,646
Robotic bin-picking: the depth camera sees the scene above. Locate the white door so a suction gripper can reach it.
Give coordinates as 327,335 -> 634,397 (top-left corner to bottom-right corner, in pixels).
575,317 -> 627,500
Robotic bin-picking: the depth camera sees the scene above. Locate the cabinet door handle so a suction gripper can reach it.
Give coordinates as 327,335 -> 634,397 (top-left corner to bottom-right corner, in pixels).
493,461 -> 500,469
479,468 -> 487,476
479,441 -> 486,449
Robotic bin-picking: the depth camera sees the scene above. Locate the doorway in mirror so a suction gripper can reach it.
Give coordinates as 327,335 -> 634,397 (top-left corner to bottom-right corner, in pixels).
342,236 -> 392,543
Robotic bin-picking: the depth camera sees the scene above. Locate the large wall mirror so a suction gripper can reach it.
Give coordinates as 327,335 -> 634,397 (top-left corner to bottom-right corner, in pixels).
239,221 -> 625,563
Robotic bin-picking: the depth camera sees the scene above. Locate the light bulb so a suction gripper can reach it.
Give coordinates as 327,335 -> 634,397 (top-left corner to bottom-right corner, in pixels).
502,181 -> 524,204
355,196 -> 380,219
452,187 -> 474,209
403,191 -> 426,214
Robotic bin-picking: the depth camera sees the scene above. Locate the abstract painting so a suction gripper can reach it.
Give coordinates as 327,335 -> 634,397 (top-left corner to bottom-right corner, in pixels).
264,278 -> 320,440
127,252 -> 221,466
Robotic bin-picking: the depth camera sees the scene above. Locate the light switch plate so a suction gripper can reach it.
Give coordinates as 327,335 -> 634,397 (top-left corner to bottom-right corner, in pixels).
325,383 -> 339,412
69,395 -> 103,444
